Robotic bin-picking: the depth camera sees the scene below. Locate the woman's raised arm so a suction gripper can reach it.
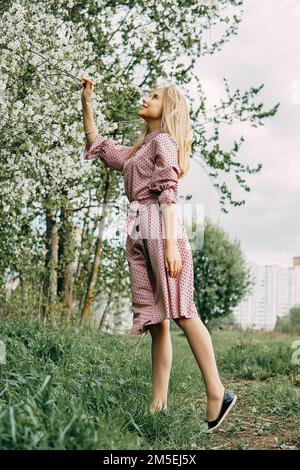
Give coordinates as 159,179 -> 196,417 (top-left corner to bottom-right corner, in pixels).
81,76 -> 98,149
80,76 -> 131,172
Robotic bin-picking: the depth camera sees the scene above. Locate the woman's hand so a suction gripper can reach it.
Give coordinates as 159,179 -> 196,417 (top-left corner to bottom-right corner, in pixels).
164,242 -> 183,278
80,76 -> 94,104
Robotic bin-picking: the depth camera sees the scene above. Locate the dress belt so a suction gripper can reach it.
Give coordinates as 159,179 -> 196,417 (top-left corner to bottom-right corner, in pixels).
126,199 -> 159,238
126,198 -> 185,241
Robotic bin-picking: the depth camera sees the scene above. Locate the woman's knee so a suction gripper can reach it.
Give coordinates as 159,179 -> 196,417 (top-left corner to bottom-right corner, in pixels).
148,319 -> 170,336
173,317 -> 191,329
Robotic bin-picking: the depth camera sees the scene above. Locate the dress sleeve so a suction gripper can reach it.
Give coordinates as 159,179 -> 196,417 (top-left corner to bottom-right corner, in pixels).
82,133 -> 131,172
148,133 -> 180,204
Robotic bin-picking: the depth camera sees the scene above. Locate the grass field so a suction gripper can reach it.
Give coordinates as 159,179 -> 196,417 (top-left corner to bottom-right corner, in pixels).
0,318 -> 299,450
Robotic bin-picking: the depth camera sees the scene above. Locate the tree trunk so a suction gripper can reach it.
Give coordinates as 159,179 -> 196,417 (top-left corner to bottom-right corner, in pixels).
98,293 -> 112,332
81,174 -> 110,323
75,194 -> 91,283
64,219 -> 77,323
58,206 -> 77,323
43,209 -> 58,318
81,222 -> 105,323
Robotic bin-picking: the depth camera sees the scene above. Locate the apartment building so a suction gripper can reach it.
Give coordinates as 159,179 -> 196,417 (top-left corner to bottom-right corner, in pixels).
233,257 -> 300,331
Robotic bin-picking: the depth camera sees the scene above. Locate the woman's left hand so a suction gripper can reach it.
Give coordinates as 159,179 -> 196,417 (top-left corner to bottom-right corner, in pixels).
164,242 -> 183,278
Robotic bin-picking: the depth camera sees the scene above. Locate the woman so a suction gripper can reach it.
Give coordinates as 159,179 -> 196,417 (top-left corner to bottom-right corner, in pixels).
80,77 -> 237,432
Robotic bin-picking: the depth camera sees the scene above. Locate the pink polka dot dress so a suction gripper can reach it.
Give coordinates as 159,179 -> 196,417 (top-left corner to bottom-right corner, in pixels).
83,128 -> 199,336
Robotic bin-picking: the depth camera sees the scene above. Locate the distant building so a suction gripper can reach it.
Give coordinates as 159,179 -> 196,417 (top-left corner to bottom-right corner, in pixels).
233,257 -> 300,331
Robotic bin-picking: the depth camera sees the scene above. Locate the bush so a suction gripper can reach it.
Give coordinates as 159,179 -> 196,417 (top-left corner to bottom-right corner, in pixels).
219,340 -> 299,380
275,306 -> 300,334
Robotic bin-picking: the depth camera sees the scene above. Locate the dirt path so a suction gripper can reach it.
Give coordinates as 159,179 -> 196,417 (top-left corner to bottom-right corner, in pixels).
206,379 -> 299,450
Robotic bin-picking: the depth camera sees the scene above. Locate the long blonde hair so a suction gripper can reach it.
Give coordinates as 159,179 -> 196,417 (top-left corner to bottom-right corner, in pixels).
128,84 -> 192,178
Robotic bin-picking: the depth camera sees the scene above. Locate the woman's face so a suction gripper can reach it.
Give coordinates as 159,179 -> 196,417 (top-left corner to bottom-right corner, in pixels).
137,88 -> 164,121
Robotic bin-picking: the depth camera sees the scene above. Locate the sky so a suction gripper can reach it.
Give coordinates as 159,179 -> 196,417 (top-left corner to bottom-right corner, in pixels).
179,0 -> 300,268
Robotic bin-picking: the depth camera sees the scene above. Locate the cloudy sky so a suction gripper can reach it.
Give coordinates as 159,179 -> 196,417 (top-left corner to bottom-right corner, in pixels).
179,0 -> 300,268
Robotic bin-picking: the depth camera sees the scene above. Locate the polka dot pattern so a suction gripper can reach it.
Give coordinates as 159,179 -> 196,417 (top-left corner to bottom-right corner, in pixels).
148,133 -> 180,204
82,134 -> 129,171
83,128 -> 200,336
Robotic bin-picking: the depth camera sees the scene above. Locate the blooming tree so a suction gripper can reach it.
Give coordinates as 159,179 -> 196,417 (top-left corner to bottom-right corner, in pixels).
0,0 -> 279,326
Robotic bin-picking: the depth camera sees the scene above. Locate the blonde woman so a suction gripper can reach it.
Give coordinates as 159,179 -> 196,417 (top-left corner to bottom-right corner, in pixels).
80,77 -> 237,432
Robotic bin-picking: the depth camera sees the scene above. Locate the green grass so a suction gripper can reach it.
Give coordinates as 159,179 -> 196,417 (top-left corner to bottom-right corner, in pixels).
0,318 -> 299,450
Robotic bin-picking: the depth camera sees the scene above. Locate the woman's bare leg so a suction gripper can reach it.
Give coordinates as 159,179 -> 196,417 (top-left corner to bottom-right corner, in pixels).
147,319 -> 172,413
173,316 -> 225,421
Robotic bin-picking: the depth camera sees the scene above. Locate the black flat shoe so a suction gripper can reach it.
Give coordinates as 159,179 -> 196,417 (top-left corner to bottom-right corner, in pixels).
200,389 -> 237,433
